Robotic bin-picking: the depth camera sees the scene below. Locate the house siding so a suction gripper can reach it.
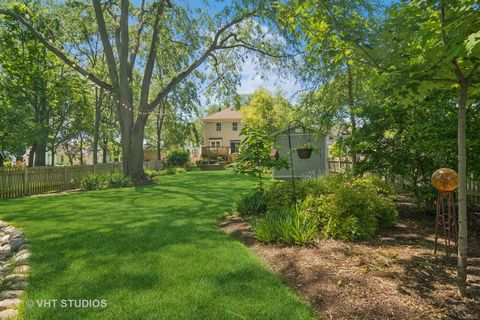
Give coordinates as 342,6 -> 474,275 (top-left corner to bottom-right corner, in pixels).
203,120 -> 245,147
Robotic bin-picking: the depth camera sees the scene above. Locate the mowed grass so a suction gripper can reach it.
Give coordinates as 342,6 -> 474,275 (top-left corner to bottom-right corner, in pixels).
0,170 -> 315,320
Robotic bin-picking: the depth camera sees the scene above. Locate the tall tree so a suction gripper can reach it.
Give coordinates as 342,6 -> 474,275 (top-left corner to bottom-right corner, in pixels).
375,0 -> 480,295
0,0 -> 290,183
0,7 -> 90,167
240,88 -> 294,134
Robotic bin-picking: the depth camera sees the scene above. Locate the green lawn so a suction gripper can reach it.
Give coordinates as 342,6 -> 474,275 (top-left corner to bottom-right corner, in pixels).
0,170 -> 315,320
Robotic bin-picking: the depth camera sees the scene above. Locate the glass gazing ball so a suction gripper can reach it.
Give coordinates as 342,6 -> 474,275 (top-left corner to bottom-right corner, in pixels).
431,168 -> 458,192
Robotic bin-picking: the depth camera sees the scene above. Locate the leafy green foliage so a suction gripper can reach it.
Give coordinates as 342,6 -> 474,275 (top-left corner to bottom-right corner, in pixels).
81,172 -> 131,190
231,126 -> 288,192
107,172 -> 131,188
160,167 -> 186,176
262,174 -> 397,241
166,147 -> 190,167
240,89 -> 294,134
234,192 -> 268,216
337,89 -> 480,209
299,175 -> 397,241
252,207 -> 318,245
80,173 -> 108,191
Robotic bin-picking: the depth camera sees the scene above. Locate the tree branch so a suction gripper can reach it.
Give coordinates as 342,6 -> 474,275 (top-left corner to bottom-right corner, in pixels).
92,0 -> 120,93
146,11 -> 257,111
129,0 -> 146,74
318,0 -> 382,70
118,0 -> 130,102
139,1 -> 167,111
0,8 -> 112,92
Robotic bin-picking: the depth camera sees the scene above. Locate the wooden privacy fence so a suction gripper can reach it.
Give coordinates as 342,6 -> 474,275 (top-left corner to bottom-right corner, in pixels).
0,160 -> 164,199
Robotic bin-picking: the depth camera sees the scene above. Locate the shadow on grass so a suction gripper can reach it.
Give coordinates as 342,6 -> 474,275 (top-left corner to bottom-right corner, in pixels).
0,171 -> 314,320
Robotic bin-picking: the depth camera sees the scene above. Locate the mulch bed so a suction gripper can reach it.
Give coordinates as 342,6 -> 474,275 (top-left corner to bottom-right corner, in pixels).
219,197 -> 480,320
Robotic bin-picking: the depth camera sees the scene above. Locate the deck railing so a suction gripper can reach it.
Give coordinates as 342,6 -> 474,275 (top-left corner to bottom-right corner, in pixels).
201,146 -> 230,158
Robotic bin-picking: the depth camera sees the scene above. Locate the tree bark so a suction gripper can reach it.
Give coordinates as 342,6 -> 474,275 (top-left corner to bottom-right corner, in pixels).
33,75 -> 48,167
0,153 -> 4,167
34,142 -> 47,167
457,80 -> 468,296
51,145 -> 56,166
129,116 -> 147,184
28,144 -> 36,167
102,136 -> 109,163
156,103 -> 166,160
79,136 -> 84,165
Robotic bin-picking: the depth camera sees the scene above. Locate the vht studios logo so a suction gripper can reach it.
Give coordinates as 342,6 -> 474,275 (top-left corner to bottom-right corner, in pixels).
25,299 -> 107,308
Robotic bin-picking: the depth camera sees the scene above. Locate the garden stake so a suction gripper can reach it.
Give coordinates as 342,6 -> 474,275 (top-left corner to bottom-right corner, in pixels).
431,168 -> 459,257
286,120 -> 306,208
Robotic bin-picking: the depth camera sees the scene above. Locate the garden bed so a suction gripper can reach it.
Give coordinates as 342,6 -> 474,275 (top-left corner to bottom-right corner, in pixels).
220,196 -> 480,320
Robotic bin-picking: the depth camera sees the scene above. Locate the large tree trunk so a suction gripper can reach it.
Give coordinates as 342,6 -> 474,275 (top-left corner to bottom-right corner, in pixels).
125,116 -> 148,184
33,78 -> 48,167
28,144 -> 36,167
102,136 -> 109,163
457,81 -> 468,296
34,142 -> 47,167
51,146 -> 55,166
79,136 -> 84,165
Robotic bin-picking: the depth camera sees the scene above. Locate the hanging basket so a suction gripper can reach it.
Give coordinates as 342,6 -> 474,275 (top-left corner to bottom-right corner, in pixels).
296,148 -> 313,159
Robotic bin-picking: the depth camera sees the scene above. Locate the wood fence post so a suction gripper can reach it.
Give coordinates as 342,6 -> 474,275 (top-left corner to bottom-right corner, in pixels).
64,166 -> 68,190
23,168 -> 28,196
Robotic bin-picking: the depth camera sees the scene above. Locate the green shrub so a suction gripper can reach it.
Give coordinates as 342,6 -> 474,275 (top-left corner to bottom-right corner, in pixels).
175,167 -> 186,174
157,167 -> 186,176
195,159 -> 209,165
145,169 -> 161,179
234,192 -> 267,216
81,173 -> 108,191
166,147 -> 190,167
299,177 -> 397,241
264,180 -> 309,210
107,172 -> 131,188
261,174 -> 398,242
81,172 -> 131,191
252,207 -> 318,245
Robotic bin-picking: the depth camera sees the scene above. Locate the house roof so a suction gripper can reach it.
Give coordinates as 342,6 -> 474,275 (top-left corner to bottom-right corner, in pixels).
203,108 -> 243,121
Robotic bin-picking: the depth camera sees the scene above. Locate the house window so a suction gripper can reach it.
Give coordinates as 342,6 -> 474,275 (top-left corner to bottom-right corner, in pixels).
216,122 -> 222,131
230,140 -> 241,153
232,122 -> 238,131
210,140 -> 221,147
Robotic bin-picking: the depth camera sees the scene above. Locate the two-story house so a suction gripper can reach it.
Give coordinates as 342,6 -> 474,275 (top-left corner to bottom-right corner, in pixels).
202,109 -> 245,160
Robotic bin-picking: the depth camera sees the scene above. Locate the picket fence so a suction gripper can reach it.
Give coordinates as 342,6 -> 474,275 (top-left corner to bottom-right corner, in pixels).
0,160 -> 163,199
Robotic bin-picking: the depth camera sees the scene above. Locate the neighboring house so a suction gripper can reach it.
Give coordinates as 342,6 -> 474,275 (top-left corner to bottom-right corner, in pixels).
202,109 -> 245,160
20,147 -> 115,166
185,143 -> 202,164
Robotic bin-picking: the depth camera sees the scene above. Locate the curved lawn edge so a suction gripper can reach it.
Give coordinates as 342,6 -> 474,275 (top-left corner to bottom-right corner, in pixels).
0,170 -> 316,320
